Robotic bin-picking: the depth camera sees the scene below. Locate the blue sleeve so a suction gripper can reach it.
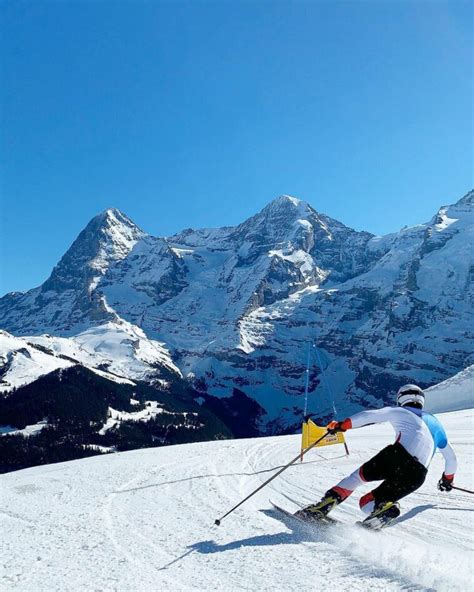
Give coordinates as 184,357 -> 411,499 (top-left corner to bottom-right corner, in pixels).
422,413 -> 448,449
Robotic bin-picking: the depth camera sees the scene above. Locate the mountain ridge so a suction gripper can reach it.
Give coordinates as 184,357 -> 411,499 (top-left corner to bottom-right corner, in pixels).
1,189 -> 472,435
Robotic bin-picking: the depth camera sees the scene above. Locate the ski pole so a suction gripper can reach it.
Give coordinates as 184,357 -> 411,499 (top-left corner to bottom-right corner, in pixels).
452,485 -> 474,494
214,431 -> 330,525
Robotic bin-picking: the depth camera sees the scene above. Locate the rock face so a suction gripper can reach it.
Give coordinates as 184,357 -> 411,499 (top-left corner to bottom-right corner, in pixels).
232,192 -> 474,429
102,195 -> 380,355
0,209 -> 145,335
1,191 -> 473,434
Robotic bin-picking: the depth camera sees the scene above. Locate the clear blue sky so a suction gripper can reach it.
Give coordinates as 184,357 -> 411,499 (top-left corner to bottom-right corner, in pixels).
1,1 -> 472,295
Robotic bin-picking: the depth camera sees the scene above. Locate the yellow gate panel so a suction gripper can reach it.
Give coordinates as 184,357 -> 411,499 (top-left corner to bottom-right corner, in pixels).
301,418 -> 349,458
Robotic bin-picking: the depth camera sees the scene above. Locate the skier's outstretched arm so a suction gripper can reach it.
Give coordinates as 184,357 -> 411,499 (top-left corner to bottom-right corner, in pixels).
327,407 -> 395,432
438,441 -> 458,492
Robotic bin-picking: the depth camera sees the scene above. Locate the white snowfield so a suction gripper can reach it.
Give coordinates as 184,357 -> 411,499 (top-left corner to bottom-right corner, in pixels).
424,365 -> 474,414
1,409 -> 473,592
0,320 -> 180,394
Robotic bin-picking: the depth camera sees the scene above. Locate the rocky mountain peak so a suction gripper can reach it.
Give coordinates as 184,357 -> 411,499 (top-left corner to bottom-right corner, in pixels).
42,208 -> 146,293
234,195 -> 316,245
0,208 -> 149,336
263,194 -> 307,212
249,194 -> 364,241
83,207 -> 145,251
258,194 -> 313,223
0,189 -> 472,434
94,207 -> 139,230
455,189 -> 473,207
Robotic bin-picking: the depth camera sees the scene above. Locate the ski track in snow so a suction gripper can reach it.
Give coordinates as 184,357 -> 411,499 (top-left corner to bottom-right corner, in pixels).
1,410 -> 473,591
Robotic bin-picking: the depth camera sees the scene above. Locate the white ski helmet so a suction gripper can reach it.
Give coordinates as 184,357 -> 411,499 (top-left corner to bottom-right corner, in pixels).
396,384 -> 425,409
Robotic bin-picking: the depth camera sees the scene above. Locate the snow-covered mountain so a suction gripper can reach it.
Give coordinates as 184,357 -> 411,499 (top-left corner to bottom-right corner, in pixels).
0,331 -> 76,391
227,191 -> 474,427
0,319 -> 179,393
0,208 -> 145,335
1,191 -> 472,433
2,407 -> 473,591
101,195 -> 379,354
0,196 -> 378,344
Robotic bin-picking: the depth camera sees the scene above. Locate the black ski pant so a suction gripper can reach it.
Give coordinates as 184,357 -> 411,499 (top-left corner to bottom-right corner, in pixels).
333,442 -> 428,509
360,442 -> 428,505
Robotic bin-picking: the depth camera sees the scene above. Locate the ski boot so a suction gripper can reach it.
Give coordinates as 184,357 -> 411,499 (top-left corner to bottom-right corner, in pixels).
294,489 -> 342,523
360,501 -> 400,530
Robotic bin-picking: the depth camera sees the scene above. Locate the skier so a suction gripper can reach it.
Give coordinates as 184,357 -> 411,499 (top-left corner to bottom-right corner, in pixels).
296,384 -> 458,527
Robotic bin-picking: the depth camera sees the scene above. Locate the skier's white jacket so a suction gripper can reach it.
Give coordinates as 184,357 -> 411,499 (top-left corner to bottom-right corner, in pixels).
348,406 -> 457,476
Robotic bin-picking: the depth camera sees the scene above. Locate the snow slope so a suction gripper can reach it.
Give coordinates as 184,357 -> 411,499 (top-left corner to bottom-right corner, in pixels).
425,365 -> 474,413
2,409 -> 473,591
0,320 -> 180,393
0,331 -> 74,391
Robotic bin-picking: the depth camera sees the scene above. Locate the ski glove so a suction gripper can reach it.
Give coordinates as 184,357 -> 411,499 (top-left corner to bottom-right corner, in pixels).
327,419 -> 352,434
438,473 -> 454,492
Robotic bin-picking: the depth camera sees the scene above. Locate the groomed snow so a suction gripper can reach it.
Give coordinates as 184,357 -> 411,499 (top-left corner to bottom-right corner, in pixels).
425,365 -> 474,413
1,409 -> 473,591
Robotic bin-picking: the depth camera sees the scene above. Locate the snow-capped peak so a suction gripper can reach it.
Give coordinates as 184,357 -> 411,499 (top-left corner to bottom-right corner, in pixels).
0,208 -> 149,336
279,194 -> 301,206
259,194 -> 312,219
235,195 -> 315,240
94,207 -> 144,237
42,208 -> 146,293
85,207 -> 145,252
268,194 -> 304,209
1,190 -> 472,433
88,209 -> 146,272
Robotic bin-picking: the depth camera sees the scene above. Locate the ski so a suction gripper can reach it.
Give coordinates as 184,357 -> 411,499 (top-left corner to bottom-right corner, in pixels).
270,499 -> 400,531
269,500 -> 339,526
270,494 -> 404,531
